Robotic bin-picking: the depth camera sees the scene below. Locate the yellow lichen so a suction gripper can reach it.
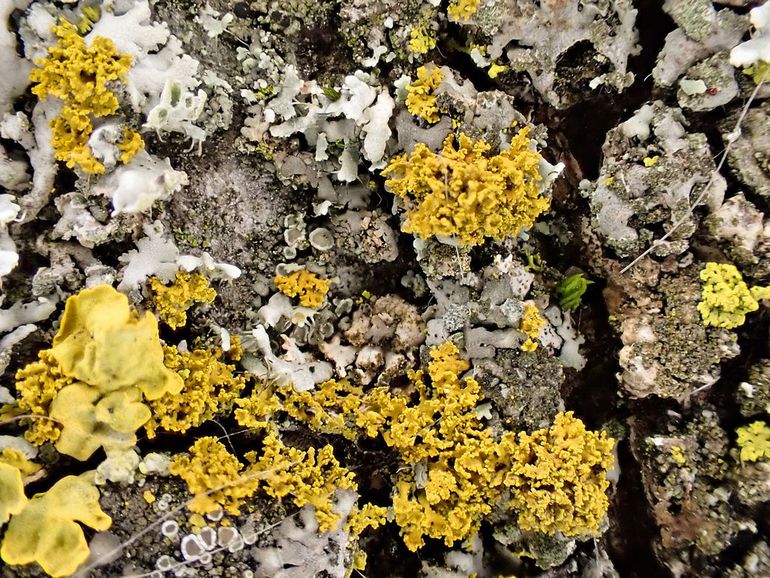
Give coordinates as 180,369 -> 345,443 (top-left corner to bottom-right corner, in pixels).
144,344 -> 246,438
150,271 -> 217,330
0,473 -> 111,578
744,60 -> 770,85
0,462 -> 26,525
405,65 -> 444,124
228,341 -> 614,551
736,421 -> 770,462
506,411 -> 615,537
118,128 -> 145,164
448,0 -> 481,22
274,270 -> 331,308
697,262 -> 770,329
488,63 -> 507,78
382,128 -> 547,246
519,302 -> 545,352
280,379 -> 364,440
14,350 -> 72,445
15,285 -> 183,460
408,26 -> 436,55
169,436 -> 261,516
643,155 -> 659,167
172,432 -> 356,532
234,383 -> 282,432
346,503 -> 389,535
0,449 -> 41,479
28,20 -> 136,174
247,430 -> 357,532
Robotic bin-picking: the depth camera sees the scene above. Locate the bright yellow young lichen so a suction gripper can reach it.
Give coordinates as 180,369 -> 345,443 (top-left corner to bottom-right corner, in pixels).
519,302 -> 545,352
736,421 -> 770,462
150,271 -> 217,329
447,0 -> 481,22
382,128 -> 547,246
697,262 -> 770,329
408,26 -> 436,55
274,270 -> 331,308
29,20 -> 137,174
405,65 -> 444,124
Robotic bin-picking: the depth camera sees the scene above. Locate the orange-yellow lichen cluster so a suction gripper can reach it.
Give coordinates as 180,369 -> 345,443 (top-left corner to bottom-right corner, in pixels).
144,341 -> 246,438
150,271 -> 217,329
274,269 -> 331,308
29,20 -> 141,174
507,411 -> 615,536
382,128 -> 548,246
233,341 -> 615,550
170,431 -> 357,533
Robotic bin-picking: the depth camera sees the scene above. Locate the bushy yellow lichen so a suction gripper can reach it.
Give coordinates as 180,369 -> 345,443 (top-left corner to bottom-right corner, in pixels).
171,432 -> 356,532
118,128 -> 145,164
697,262 -> 770,329
519,302 -> 545,352
0,473 -> 111,578
169,436 -> 261,515
14,351 -> 72,445
229,341 -> 615,551
447,0 -> 481,22
247,430 -> 357,532
736,421 -> 770,462
382,128 -> 547,246
234,383 -> 283,431
408,26 -> 436,55
280,379 -> 364,440
144,343 -> 246,438
150,271 -> 217,329
506,411 -> 615,536
274,270 -> 331,308
29,20 -> 137,174
405,65 -> 444,124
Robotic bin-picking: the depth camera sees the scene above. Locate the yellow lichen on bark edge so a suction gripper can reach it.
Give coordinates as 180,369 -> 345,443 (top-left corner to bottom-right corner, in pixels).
697,262 -> 770,329
736,421 -> 770,462
382,128 -> 547,246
